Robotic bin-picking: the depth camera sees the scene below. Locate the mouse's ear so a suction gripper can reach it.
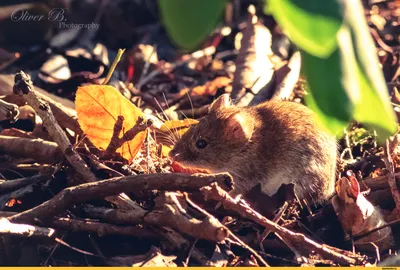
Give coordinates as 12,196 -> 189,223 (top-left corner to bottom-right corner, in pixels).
225,112 -> 254,141
209,94 -> 231,112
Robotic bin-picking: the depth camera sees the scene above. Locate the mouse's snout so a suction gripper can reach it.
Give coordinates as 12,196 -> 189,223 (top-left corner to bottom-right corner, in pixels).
168,148 -> 180,160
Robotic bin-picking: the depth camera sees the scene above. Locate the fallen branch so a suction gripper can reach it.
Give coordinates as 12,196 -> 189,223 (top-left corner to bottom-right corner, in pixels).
0,99 -> 19,123
201,183 -> 368,265
8,172 -> 232,224
12,70 -> 136,210
184,193 -> 269,266
0,217 -> 56,238
0,171 -> 52,194
82,192 -> 228,243
0,74 -> 80,134
50,217 -> 158,238
0,211 -> 157,238
0,135 -> 63,163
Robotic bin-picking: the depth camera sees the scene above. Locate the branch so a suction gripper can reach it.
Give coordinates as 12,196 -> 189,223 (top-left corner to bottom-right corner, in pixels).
82,194 -> 228,243
103,116 -> 153,158
0,171 -> 52,195
201,183 -> 368,265
12,70 -> 136,210
0,211 -> 157,238
0,135 -> 63,163
8,172 -> 233,224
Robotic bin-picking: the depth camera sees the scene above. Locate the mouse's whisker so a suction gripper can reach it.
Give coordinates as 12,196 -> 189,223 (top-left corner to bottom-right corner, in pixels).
161,125 -> 179,144
153,97 -> 179,143
162,92 -> 181,142
228,170 -> 248,182
156,135 -> 176,146
178,110 -> 191,140
185,91 -> 195,119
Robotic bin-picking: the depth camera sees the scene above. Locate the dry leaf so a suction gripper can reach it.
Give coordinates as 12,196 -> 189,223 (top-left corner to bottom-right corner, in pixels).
76,85 -> 146,162
6,198 -> 22,207
179,77 -> 232,97
231,5 -> 274,105
332,172 -> 393,252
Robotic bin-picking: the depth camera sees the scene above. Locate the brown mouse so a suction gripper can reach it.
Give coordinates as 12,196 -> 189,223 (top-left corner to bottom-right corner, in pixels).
169,94 -> 337,204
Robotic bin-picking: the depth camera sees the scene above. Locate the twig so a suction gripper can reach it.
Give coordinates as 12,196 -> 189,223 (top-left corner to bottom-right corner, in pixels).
103,116 -> 152,158
0,171 -> 52,194
50,217 -> 158,238
0,135 -> 63,163
103,48 -> 125,85
12,71 -> 136,210
0,99 -> 19,123
201,183 -> 368,265
151,226 -> 209,265
82,193 -> 229,242
0,217 -> 56,238
13,71 -> 97,183
353,218 -> 400,241
0,211 -> 157,238
8,172 -> 233,224
184,193 -> 269,266
258,201 -> 289,244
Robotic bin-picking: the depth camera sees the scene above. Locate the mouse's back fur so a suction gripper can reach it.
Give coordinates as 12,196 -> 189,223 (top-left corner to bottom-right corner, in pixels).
169,94 -> 337,203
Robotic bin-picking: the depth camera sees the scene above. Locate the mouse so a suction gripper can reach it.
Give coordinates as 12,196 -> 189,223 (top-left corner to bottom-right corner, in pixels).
169,94 -> 338,204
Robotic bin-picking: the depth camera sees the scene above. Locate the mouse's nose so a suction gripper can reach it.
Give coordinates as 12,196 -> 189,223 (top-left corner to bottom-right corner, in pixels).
168,149 -> 180,160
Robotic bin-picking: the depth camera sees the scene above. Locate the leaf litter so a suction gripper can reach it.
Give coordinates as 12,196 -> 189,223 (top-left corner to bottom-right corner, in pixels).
0,0 -> 398,267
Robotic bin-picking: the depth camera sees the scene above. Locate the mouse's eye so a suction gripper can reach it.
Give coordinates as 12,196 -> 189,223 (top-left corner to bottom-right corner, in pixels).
195,139 -> 208,149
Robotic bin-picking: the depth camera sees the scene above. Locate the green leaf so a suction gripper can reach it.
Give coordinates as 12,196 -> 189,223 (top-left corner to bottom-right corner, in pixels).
267,0 -> 343,58
343,0 -> 397,141
303,23 -> 396,143
304,84 -> 348,137
158,0 -> 227,50
302,47 -> 351,136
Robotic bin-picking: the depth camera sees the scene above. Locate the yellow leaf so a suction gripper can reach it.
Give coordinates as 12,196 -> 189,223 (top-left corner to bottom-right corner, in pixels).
161,145 -> 172,157
160,119 -> 198,133
75,85 -> 146,162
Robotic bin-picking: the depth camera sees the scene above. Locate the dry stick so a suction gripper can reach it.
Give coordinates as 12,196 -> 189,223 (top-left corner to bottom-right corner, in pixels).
35,90 -> 82,135
82,200 -> 228,242
259,201 -> 289,244
184,193 -> 269,267
152,226 -> 209,265
103,116 -> 153,158
12,71 -> 136,210
0,172 -> 52,194
0,211 -> 156,238
8,172 -> 232,224
0,135 -> 63,163
0,217 -> 98,257
13,71 -> 97,182
201,183 -> 368,265
0,98 -> 19,123
50,217 -> 158,238
271,51 -> 301,101
352,218 -> 400,241
0,217 -> 56,238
